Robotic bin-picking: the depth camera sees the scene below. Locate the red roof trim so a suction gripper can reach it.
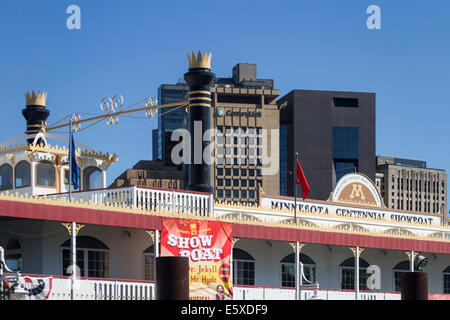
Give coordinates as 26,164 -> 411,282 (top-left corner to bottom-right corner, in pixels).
0,199 -> 449,254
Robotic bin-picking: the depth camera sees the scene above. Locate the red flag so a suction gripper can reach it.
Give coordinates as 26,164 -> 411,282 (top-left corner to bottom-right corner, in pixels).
296,159 -> 310,200
3,279 -> 11,290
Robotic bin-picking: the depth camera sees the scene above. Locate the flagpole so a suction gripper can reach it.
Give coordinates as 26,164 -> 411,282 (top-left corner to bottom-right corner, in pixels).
69,120 -> 72,202
294,152 -> 298,224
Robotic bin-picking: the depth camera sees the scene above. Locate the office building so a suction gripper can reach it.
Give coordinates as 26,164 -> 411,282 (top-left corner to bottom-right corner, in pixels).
278,90 -> 376,200
110,160 -> 185,189
376,156 -> 447,221
210,76 -> 280,202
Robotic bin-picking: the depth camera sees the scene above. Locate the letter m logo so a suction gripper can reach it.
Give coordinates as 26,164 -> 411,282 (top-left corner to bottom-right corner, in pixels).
349,184 -> 365,200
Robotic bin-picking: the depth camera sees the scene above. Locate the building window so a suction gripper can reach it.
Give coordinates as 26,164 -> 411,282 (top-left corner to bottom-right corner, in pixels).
339,257 -> 370,290
14,161 -> 30,188
0,164 -> 13,191
143,245 -> 155,281
217,189 -> 224,198
332,127 -> 359,159
443,267 -> 450,294
233,190 -> 239,198
61,236 -> 109,278
393,261 -> 410,292
5,238 -> 22,271
225,179 -> 231,187
217,179 -> 223,187
233,248 -> 255,285
36,161 -> 56,187
332,127 -> 359,182
241,190 -> 247,198
280,253 -> 316,287
83,167 -> 102,190
333,97 -> 359,108
334,160 -> 358,183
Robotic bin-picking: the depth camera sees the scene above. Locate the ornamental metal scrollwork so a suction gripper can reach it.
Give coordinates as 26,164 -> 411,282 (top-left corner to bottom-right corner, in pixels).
100,94 -> 124,126
144,97 -> 158,118
70,113 -> 81,132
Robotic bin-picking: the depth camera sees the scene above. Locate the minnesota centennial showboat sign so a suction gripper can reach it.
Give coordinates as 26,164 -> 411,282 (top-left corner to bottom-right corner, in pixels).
261,173 -> 441,226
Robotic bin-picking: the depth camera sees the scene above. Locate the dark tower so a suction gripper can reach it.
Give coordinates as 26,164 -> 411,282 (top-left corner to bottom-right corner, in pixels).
22,90 -> 50,145
184,51 -> 214,193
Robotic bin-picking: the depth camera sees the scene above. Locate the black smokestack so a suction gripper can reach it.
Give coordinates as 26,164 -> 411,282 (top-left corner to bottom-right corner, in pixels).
22,90 -> 50,145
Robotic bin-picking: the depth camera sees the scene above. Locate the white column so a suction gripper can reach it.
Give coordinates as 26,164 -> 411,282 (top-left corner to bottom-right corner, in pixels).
172,191 -> 176,213
132,186 -> 137,209
299,261 -> 304,300
230,245 -> 234,287
30,162 -> 36,195
154,230 -> 160,300
410,250 -> 415,272
71,222 -> 76,300
355,246 -> 360,300
209,193 -> 214,217
102,171 -> 107,189
295,242 -> 300,300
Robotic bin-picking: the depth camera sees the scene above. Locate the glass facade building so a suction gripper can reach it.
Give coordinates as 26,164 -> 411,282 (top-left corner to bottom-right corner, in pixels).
279,124 -> 288,196
278,90 -> 375,200
155,85 -> 188,166
332,127 -> 359,182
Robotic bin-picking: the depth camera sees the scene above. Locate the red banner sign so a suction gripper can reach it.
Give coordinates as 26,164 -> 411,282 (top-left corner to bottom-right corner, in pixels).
161,218 -> 232,300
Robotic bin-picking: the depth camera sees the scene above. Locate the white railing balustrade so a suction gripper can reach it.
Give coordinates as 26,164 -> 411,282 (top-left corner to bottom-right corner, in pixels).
10,275 -> 405,300
232,286 -> 401,300
47,186 -> 213,216
20,275 -> 156,300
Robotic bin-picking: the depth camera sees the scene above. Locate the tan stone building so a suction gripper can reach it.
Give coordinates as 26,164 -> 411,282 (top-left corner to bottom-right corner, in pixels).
110,160 -> 185,190
210,84 -> 280,203
375,156 -> 447,222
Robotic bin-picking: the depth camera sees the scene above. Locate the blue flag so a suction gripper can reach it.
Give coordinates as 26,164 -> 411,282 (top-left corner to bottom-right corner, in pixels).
70,133 -> 79,190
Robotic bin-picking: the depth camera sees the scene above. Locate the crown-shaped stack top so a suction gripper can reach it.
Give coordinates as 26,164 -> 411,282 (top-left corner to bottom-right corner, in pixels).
25,90 -> 47,107
187,50 -> 212,70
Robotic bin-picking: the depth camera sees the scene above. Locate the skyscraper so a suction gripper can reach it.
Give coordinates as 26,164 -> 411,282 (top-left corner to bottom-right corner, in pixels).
153,83 -> 188,166
278,90 -> 376,200
376,156 -> 447,219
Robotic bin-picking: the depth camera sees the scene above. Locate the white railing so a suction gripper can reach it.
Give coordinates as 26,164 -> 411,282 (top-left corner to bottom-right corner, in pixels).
233,286 -> 401,300
18,275 -> 156,300
47,186 -> 213,216
9,275 -> 407,300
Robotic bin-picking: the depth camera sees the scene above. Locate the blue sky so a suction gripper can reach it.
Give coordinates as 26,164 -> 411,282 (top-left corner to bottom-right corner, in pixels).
0,1 -> 449,212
